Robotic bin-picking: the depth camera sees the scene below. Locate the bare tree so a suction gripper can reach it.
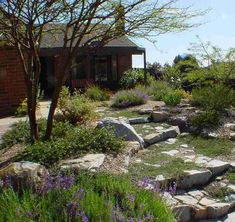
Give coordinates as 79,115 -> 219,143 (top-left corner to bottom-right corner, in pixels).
0,0 -> 205,141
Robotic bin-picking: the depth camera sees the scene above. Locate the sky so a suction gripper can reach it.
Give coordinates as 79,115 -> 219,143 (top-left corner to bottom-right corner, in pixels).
132,0 -> 235,67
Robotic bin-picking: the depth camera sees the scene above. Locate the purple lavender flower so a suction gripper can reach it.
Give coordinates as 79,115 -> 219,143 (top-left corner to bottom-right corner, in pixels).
26,211 -> 34,219
145,212 -> 152,221
128,194 -> 135,203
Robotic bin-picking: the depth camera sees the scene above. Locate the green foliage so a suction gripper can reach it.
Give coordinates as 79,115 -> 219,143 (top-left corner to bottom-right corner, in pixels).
147,81 -> 182,106
15,98 -> 28,117
181,135 -> 234,157
112,90 -> 149,108
58,87 -> 96,125
191,84 -> 235,111
0,119 -> 47,150
0,173 -> 174,222
162,90 -> 182,106
16,125 -> 124,167
191,110 -> 220,131
85,85 -> 110,101
120,69 -> 154,89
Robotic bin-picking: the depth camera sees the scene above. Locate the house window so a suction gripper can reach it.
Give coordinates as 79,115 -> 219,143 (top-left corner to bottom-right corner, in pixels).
71,56 -> 87,79
94,56 -> 108,82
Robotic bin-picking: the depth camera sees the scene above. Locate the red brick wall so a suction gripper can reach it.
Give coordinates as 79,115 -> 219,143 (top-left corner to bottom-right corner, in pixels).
0,47 -> 26,116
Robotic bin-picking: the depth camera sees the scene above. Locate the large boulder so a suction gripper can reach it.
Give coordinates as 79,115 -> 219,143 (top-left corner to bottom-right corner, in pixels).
207,203 -> 231,219
60,154 -> 105,171
205,160 -> 230,177
172,205 -> 192,222
0,161 -> 48,190
97,118 -> 145,147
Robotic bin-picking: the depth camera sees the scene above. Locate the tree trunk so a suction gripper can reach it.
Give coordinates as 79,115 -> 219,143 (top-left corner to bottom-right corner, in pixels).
26,87 -> 38,142
44,83 -> 62,140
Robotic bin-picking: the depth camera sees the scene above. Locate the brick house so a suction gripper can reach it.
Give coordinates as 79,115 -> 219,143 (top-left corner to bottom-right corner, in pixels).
0,35 -> 145,116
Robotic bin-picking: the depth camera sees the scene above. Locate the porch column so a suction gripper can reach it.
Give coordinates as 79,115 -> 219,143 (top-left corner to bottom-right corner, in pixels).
143,49 -> 147,87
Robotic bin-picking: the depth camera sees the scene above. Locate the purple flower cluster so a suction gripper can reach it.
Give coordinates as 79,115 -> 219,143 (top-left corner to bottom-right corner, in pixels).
138,177 -> 177,196
133,90 -> 150,101
0,175 -> 12,189
66,188 -> 88,222
36,174 -> 74,194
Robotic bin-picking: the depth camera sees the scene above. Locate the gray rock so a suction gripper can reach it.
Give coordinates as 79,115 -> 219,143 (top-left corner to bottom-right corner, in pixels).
224,123 -> 235,131
174,195 -> 198,205
0,161 -> 48,190
162,150 -> 179,156
192,204 -> 208,220
224,211 -> 235,222
144,133 -> 162,145
199,197 -> 218,206
138,108 -> 153,114
151,111 -> 170,122
195,156 -> 212,165
188,190 -> 205,200
178,170 -> 212,189
172,205 -> 192,222
207,203 -> 231,219
129,117 -> 150,124
97,118 -> 145,147
168,116 -> 189,132
205,160 -> 230,176
144,126 -> 180,145
60,154 -> 105,171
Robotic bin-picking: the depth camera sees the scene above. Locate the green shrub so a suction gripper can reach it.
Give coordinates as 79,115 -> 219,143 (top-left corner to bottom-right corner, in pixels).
148,81 -> 173,100
191,84 -> 235,111
85,85 -> 110,101
0,173 -> 174,222
15,98 -> 28,117
16,126 -> 124,167
58,87 -> 96,125
191,110 -> 220,131
163,90 -> 182,106
112,90 -> 149,108
120,69 -> 154,89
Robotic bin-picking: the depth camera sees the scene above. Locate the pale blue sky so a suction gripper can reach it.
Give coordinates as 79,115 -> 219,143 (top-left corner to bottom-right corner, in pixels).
132,0 -> 235,67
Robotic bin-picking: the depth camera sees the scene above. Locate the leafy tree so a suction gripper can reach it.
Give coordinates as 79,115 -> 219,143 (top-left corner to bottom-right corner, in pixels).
0,0 -> 205,141
147,62 -> 163,79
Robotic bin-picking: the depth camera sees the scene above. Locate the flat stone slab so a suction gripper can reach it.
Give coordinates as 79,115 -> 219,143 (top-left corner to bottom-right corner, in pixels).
192,204 -> 208,220
165,138 -> 178,144
178,170 -> 212,189
151,111 -> 170,122
60,154 -> 105,171
199,197 -> 218,206
138,108 -> 153,114
205,160 -> 230,176
195,156 -> 212,165
175,195 -> 198,205
227,184 -> 235,193
144,133 -> 162,145
207,203 -> 231,219
129,117 -> 150,124
162,150 -> 179,157
188,190 -> 205,200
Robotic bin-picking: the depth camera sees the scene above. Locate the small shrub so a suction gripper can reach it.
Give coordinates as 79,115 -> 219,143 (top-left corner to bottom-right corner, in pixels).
15,98 -> 28,117
85,85 -> 110,101
16,127 -> 124,167
191,110 -> 220,131
148,81 -> 173,100
163,91 -> 181,106
120,69 -> 154,89
112,90 -> 149,108
58,87 -> 96,125
191,84 -> 235,111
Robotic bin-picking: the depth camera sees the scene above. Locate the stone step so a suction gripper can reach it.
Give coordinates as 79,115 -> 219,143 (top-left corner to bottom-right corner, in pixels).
144,126 -> 180,145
